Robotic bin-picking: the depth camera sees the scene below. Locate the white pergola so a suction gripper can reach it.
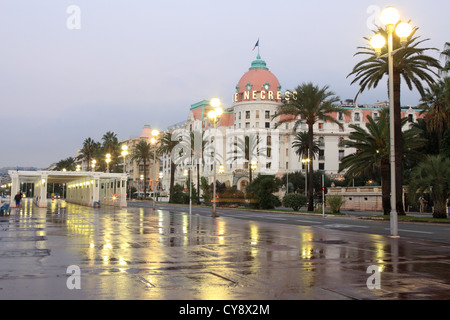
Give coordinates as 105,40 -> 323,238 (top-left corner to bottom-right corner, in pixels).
8,170 -> 127,208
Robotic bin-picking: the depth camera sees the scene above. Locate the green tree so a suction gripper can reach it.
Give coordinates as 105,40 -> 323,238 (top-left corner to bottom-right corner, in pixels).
339,110 -> 424,215
131,140 -> 152,196
78,138 -> 100,170
420,77 -> 450,152
101,131 -> 120,172
348,25 -> 440,214
408,155 -> 450,219
291,132 -> 320,161
273,82 -> 347,211
246,174 -> 282,210
157,132 -> 180,202
282,193 -> 307,211
53,157 -> 76,171
227,133 -> 265,183
441,42 -> 450,76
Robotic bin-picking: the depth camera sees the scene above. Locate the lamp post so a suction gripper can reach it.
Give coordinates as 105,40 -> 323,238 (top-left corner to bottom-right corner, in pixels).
250,160 -> 257,183
140,174 -> 144,199
301,158 -> 310,197
369,6 -> 412,238
207,97 -> 223,218
105,153 -> 111,173
91,159 -> 96,172
121,145 -> 128,173
151,129 -> 159,210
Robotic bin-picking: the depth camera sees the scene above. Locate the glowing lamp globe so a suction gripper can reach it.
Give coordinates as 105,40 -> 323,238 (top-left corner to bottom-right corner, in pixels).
370,34 -> 386,50
396,22 -> 412,38
380,7 -> 400,26
210,98 -> 221,108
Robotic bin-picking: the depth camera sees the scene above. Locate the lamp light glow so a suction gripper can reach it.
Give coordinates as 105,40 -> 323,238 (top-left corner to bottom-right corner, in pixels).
370,34 -> 386,49
210,98 -> 221,108
380,7 -> 400,26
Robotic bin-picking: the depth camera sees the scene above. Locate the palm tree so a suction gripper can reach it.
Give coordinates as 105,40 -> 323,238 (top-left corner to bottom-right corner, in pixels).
441,42 -> 450,76
340,110 -> 424,214
348,24 -> 441,214
408,155 -> 450,219
291,132 -> 320,161
420,77 -> 450,151
53,157 -> 76,171
102,131 -> 120,171
157,132 -> 180,202
274,82 -> 346,211
78,138 -> 100,170
227,133 -> 266,183
177,130 -> 207,204
131,140 -> 152,196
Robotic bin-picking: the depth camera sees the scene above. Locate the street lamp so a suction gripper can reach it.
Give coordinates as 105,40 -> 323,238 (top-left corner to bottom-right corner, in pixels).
105,153 -> 111,173
207,97 -> 223,218
91,159 -> 96,172
140,174 -> 144,199
301,158 -> 310,197
76,164 -> 81,172
369,6 -> 412,238
121,145 -> 128,173
151,129 -> 159,210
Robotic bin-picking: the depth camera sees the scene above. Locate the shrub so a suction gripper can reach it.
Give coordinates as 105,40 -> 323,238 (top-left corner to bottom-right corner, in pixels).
282,193 -> 307,211
326,195 -> 345,213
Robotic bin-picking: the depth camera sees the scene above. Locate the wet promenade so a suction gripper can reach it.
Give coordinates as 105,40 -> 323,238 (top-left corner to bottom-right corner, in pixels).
0,199 -> 449,300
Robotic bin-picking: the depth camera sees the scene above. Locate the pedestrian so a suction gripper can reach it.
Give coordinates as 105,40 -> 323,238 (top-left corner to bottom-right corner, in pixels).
14,192 -> 22,208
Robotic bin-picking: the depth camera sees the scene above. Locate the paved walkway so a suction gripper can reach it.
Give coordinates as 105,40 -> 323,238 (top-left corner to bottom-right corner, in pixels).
0,199 -> 449,300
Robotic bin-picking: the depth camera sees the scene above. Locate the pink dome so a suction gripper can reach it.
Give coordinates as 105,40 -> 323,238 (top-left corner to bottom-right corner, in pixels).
234,54 -> 281,103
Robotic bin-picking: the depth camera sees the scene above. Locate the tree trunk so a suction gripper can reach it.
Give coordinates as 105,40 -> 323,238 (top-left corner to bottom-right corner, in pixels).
169,161 -> 175,203
196,163 -> 201,205
393,70 -> 405,215
433,194 -> 448,219
307,124 -> 314,212
381,156 -> 391,215
143,159 -> 147,197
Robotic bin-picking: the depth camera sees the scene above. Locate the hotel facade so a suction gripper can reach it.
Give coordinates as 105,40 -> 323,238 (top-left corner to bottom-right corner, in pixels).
125,54 -> 422,195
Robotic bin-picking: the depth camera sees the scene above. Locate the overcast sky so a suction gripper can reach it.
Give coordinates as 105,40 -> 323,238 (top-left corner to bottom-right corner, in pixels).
1,0 -> 449,168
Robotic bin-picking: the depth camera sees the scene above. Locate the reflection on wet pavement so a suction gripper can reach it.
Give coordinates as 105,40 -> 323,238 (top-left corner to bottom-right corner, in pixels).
0,199 -> 449,300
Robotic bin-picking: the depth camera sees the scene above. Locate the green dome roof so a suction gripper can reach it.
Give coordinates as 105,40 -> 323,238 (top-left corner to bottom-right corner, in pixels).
249,54 -> 268,70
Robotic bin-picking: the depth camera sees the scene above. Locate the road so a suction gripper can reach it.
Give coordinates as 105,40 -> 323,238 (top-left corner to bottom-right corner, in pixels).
129,201 -> 450,244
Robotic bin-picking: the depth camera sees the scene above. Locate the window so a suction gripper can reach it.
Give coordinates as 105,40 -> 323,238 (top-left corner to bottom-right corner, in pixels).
338,112 -> 344,121
318,137 -> 325,146
245,122 -> 250,128
267,135 -> 272,146
286,162 -> 289,169
408,114 -> 414,123
318,123 -> 324,131
256,110 -> 260,119
373,112 -> 379,120
266,162 -> 271,169
265,110 -> 270,119
246,111 -> 250,119
354,113 -> 360,121
339,150 -> 345,161
267,148 -> 272,158
265,122 -> 270,128
255,122 -> 259,128
239,112 -> 241,120
338,137 -> 344,146
285,148 -> 289,156
319,163 -> 325,170
319,149 -> 325,160
285,123 -> 289,130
